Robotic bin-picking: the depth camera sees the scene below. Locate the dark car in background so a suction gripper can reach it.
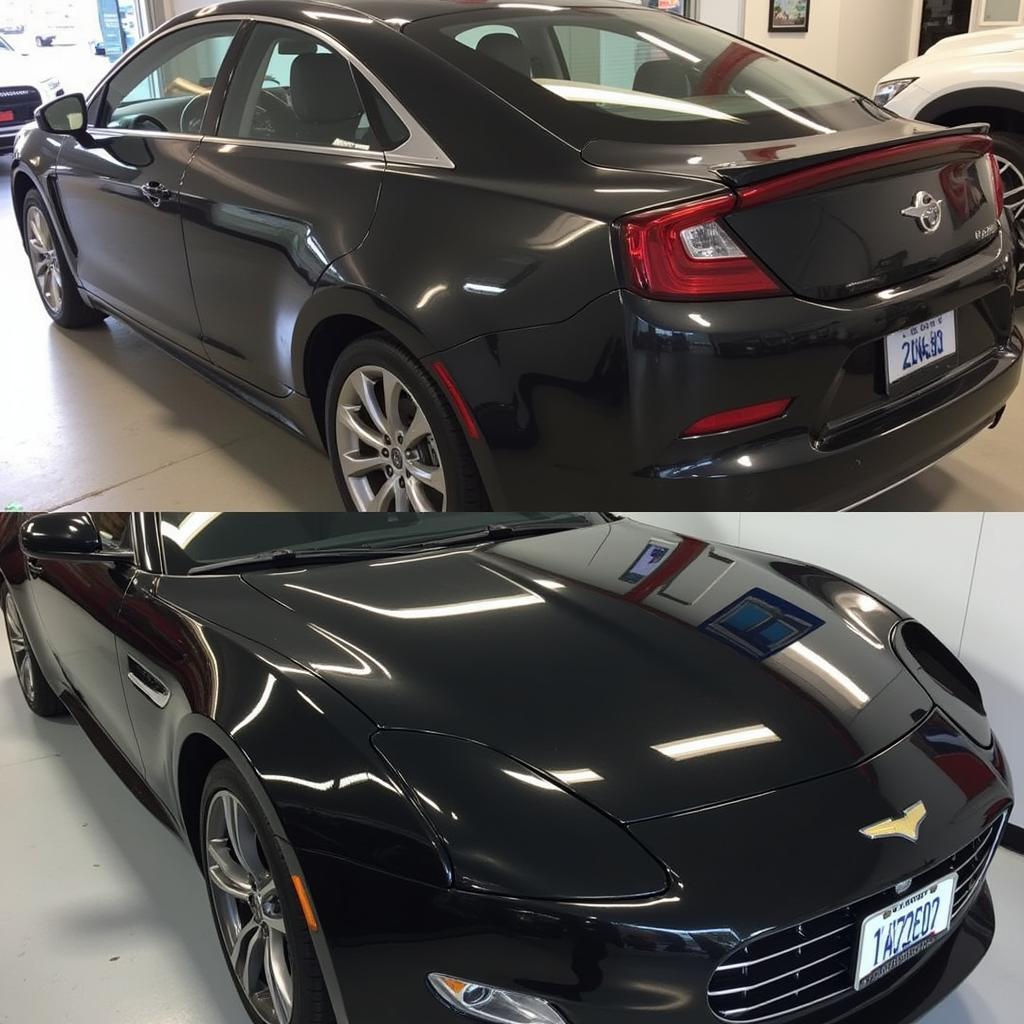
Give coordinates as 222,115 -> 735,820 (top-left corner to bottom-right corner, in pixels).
0,511 -> 1012,1024
9,0 -> 1022,510
0,34 -> 62,154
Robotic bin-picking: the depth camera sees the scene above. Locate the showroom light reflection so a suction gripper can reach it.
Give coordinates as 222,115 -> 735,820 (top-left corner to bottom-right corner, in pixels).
652,724 -> 781,762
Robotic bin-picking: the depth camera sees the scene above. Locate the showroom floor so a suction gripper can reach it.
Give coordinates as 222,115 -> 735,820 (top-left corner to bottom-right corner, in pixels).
0,644 -> 1021,1024
2,153 -> 1024,511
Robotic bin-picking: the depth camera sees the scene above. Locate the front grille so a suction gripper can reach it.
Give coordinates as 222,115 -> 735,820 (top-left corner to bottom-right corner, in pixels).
0,86 -> 41,126
708,816 -> 1005,1023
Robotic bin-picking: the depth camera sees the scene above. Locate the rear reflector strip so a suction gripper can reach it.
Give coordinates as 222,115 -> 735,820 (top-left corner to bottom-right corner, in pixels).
738,134 -> 993,209
682,398 -> 793,437
431,360 -> 481,440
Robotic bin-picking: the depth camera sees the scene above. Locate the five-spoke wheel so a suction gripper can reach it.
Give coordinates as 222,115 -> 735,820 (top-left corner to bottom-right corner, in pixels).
206,789 -> 293,1024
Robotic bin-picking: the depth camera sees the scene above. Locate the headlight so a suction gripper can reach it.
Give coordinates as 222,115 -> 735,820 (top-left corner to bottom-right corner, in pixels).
429,975 -> 565,1024
874,78 -> 917,107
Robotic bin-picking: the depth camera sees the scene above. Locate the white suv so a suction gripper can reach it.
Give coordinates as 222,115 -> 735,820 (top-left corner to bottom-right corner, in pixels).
876,27 -> 1024,224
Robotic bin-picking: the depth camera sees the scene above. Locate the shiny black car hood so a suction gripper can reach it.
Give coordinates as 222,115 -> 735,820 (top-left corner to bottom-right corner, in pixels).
197,519 -> 932,823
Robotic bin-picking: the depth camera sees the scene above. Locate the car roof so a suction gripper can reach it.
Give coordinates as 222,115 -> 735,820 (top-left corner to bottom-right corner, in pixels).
175,0 -> 632,27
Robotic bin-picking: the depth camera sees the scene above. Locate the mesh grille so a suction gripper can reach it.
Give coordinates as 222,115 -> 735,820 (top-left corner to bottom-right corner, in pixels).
708,816 -> 1005,1023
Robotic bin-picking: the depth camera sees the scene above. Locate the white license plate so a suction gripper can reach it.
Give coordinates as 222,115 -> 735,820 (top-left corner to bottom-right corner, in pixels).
885,312 -> 957,386
854,873 -> 957,991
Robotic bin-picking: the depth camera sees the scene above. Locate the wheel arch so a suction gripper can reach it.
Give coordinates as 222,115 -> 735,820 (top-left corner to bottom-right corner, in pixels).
917,87 -> 1024,134
293,286 -> 437,449
174,715 -> 275,865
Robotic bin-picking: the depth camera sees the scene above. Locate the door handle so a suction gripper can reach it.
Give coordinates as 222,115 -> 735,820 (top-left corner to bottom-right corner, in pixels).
140,181 -> 171,208
127,658 -> 171,708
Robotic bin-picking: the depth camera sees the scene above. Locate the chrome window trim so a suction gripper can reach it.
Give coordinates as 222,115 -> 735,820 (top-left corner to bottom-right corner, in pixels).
209,134 -> 387,162
86,11 -> 454,170
89,127 -> 203,142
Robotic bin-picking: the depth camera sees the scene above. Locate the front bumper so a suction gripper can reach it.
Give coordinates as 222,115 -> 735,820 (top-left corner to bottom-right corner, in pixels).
442,233 -> 1020,509
295,713 -> 1010,1024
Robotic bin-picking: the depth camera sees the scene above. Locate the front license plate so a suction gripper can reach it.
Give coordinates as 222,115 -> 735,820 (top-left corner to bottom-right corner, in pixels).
885,311 -> 957,387
854,873 -> 957,991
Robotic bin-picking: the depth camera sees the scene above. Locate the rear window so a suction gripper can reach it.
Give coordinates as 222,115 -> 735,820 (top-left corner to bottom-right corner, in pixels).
406,8 -> 874,146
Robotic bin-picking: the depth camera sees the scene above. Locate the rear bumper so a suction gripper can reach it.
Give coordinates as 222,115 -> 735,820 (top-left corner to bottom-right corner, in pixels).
442,235 -> 1020,509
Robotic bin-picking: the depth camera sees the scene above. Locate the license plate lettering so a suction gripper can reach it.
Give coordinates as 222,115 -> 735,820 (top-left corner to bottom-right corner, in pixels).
855,874 -> 957,990
886,311 -> 957,386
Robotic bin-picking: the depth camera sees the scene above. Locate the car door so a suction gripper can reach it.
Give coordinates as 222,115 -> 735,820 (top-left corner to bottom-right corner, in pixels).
25,513 -> 145,773
180,20 -> 386,394
54,20 -> 244,357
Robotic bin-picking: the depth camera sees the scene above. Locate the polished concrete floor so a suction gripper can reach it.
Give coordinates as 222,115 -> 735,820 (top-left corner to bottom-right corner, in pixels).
2,152 -> 1023,511
1,640 -> 1022,1024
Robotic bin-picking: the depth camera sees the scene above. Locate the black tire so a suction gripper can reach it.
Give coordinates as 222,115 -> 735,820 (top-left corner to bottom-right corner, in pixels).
325,333 -> 487,511
200,761 -> 333,1024
2,583 -> 65,718
21,189 -> 107,328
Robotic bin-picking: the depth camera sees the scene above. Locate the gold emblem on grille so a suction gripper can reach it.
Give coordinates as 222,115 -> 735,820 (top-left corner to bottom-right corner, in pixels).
860,801 -> 927,843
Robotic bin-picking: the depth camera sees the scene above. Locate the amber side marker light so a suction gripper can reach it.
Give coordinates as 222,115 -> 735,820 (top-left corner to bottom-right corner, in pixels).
681,398 -> 793,437
291,874 -> 319,933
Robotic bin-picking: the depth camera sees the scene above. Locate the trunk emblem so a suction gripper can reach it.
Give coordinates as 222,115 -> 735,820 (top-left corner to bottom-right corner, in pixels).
901,192 -> 944,234
860,801 -> 927,842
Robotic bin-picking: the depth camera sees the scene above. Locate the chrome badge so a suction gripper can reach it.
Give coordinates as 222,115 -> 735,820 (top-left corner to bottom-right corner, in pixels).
860,801 -> 928,843
901,192 -> 944,234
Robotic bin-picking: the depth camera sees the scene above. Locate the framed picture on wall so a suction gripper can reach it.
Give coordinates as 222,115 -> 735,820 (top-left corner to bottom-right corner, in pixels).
769,0 -> 811,32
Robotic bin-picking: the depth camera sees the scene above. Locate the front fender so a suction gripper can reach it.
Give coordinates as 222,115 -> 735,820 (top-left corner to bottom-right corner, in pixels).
918,84 -> 1024,123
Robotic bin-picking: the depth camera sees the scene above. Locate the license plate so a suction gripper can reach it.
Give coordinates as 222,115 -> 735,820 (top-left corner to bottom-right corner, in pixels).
885,311 -> 957,386
854,873 -> 957,991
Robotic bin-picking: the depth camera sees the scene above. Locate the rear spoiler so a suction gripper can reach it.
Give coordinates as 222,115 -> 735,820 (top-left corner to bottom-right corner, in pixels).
582,121 -> 992,191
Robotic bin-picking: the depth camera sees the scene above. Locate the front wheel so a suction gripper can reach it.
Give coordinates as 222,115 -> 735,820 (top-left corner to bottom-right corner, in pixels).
22,189 -> 107,328
2,584 -> 65,718
325,334 -> 486,511
201,761 -> 333,1024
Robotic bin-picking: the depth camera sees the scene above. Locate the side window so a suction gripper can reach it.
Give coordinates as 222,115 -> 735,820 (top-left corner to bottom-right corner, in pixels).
100,22 -> 240,132
218,25 -> 377,151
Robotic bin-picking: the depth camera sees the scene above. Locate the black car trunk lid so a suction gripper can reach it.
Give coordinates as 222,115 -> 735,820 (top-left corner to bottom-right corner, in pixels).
587,123 -> 1002,302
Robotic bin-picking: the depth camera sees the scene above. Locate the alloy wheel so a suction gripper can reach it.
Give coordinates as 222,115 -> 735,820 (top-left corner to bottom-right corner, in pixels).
206,790 -> 293,1024
25,206 -> 63,314
335,364 -> 447,511
996,154 -> 1024,223
3,593 -> 36,704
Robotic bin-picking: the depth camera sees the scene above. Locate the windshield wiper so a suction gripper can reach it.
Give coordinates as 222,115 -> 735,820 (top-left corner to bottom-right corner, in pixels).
187,545 -> 417,576
401,521 -> 587,550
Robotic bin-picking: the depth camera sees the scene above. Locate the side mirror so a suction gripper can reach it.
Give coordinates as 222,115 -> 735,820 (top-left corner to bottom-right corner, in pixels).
20,513 -> 133,563
35,93 -> 90,139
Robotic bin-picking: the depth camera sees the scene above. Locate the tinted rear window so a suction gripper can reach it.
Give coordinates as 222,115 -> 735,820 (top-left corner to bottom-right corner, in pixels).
406,8 -> 872,146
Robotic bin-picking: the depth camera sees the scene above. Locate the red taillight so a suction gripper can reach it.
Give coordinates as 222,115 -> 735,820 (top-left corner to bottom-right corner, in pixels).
621,194 -> 784,301
682,398 -> 793,437
988,152 -> 1005,218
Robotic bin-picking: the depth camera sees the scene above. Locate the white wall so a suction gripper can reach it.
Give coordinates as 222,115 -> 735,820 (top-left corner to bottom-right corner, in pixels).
697,0 -> 746,36
742,0 -> 915,94
626,512 -> 1024,828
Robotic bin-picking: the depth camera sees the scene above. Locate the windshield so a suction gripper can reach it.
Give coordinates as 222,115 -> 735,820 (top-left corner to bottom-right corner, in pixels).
159,512 -> 603,574
406,8 -> 878,147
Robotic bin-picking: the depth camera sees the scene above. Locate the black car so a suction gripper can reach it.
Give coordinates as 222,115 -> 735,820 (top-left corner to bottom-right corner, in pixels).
9,1 -> 1022,511
0,511 -> 1012,1024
